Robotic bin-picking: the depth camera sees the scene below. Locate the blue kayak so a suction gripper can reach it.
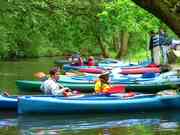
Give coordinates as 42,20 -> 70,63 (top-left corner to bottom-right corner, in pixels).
63,59 -> 150,72
59,75 -> 135,84
0,95 -> 17,110
63,64 -> 98,72
17,94 -> 180,114
98,59 -> 150,69
60,71 -> 180,85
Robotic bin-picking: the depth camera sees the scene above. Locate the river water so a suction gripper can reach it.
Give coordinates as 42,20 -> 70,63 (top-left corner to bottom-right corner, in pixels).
0,57 -> 180,135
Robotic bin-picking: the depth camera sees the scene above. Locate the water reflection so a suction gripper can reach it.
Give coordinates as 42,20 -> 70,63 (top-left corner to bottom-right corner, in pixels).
0,119 -> 17,128
0,112 -> 17,128
1,111 -> 180,135
18,111 -> 180,134
18,115 -> 160,131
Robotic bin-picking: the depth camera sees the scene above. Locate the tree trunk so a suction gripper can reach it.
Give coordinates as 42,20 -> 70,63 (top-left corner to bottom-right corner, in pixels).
131,0 -> 180,37
116,32 -> 129,59
112,32 -> 121,50
97,35 -> 110,58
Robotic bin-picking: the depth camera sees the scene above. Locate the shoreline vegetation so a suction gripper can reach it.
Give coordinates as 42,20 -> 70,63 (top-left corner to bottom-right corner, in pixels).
0,0 -> 178,61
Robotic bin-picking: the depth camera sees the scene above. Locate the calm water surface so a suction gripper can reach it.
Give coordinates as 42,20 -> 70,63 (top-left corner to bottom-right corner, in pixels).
0,57 -> 56,94
0,57 -> 180,135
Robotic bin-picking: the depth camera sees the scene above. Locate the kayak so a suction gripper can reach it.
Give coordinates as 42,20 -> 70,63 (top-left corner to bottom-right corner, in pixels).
16,79 -> 180,93
79,68 -> 104,74
54,60 -> 71,65
98,59 -> 127,68
17,94 -> 180,114
63,64 -> 98,72
98,59 -> 150,68
59,75 -> 138,84
78,66 -> 160,74
63,60 -> 151,72
59,72 -> 164,85
120,67 -> 160,74
16,70 -> 180,93
64,63 -> 159,74
0,95 -> 17,110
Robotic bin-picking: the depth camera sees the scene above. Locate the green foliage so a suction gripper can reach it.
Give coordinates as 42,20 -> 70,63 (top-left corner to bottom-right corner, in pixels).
0,0 -> 177,60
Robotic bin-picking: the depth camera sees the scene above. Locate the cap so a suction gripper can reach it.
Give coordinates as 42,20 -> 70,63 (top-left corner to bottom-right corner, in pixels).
99,71 -> 110,79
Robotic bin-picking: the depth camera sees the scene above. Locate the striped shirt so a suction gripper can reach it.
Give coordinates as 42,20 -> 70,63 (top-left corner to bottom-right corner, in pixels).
152,34 -> 160,47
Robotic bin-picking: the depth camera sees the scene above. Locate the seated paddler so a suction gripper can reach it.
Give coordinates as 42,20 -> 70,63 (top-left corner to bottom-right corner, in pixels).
40,67 -> 73,96
95,72 -> 132,96
95,72 -> 111,94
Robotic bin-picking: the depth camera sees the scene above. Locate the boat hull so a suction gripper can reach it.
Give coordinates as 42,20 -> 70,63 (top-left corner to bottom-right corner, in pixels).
0,95 -> 17,110
16,80 -> 179,93
18,95 -> 180,114
120,67 -> 160,74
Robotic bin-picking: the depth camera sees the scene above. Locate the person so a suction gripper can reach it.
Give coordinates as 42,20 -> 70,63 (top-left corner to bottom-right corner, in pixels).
148,31 -> 155,63
159,28 -> 171,64
87,56 -> 95,66
71,52 -> 84,66
152,32 -> 161,65
171,39 -> 180,50
95,72 -> 111,94
40,67 -> 73,96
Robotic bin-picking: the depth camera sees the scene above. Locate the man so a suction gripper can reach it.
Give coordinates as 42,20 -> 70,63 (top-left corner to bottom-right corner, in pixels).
152,32 -> 161,65
149,31 -> 155,63
159,28 -> 171,64
40,67 -> 72,96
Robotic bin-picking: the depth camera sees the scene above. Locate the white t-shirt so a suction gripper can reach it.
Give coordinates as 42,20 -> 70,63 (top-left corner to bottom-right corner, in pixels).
40,79 -> 65,96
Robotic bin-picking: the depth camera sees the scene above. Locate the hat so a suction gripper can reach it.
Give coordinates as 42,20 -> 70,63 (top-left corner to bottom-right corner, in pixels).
49,67 -> 60,75
99,71 -> 110,79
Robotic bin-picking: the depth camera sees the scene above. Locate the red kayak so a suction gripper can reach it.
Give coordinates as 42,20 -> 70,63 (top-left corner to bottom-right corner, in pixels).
79,68 -> 105,74
120,67 -> 160,74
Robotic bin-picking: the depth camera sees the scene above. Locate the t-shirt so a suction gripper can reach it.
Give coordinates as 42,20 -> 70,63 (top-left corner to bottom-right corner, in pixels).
40,79 -> 65,95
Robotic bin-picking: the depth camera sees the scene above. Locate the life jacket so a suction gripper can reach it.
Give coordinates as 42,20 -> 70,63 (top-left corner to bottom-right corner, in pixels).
95,80 -> 111,93
87,59 -> 95,66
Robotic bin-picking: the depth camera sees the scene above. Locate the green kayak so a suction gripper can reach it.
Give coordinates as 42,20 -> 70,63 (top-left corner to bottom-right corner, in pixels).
16,80 -> 179,93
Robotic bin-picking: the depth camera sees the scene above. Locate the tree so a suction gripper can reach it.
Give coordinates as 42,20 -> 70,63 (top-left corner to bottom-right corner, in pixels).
97,0 -> 161,59
131,0 -> 180,37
